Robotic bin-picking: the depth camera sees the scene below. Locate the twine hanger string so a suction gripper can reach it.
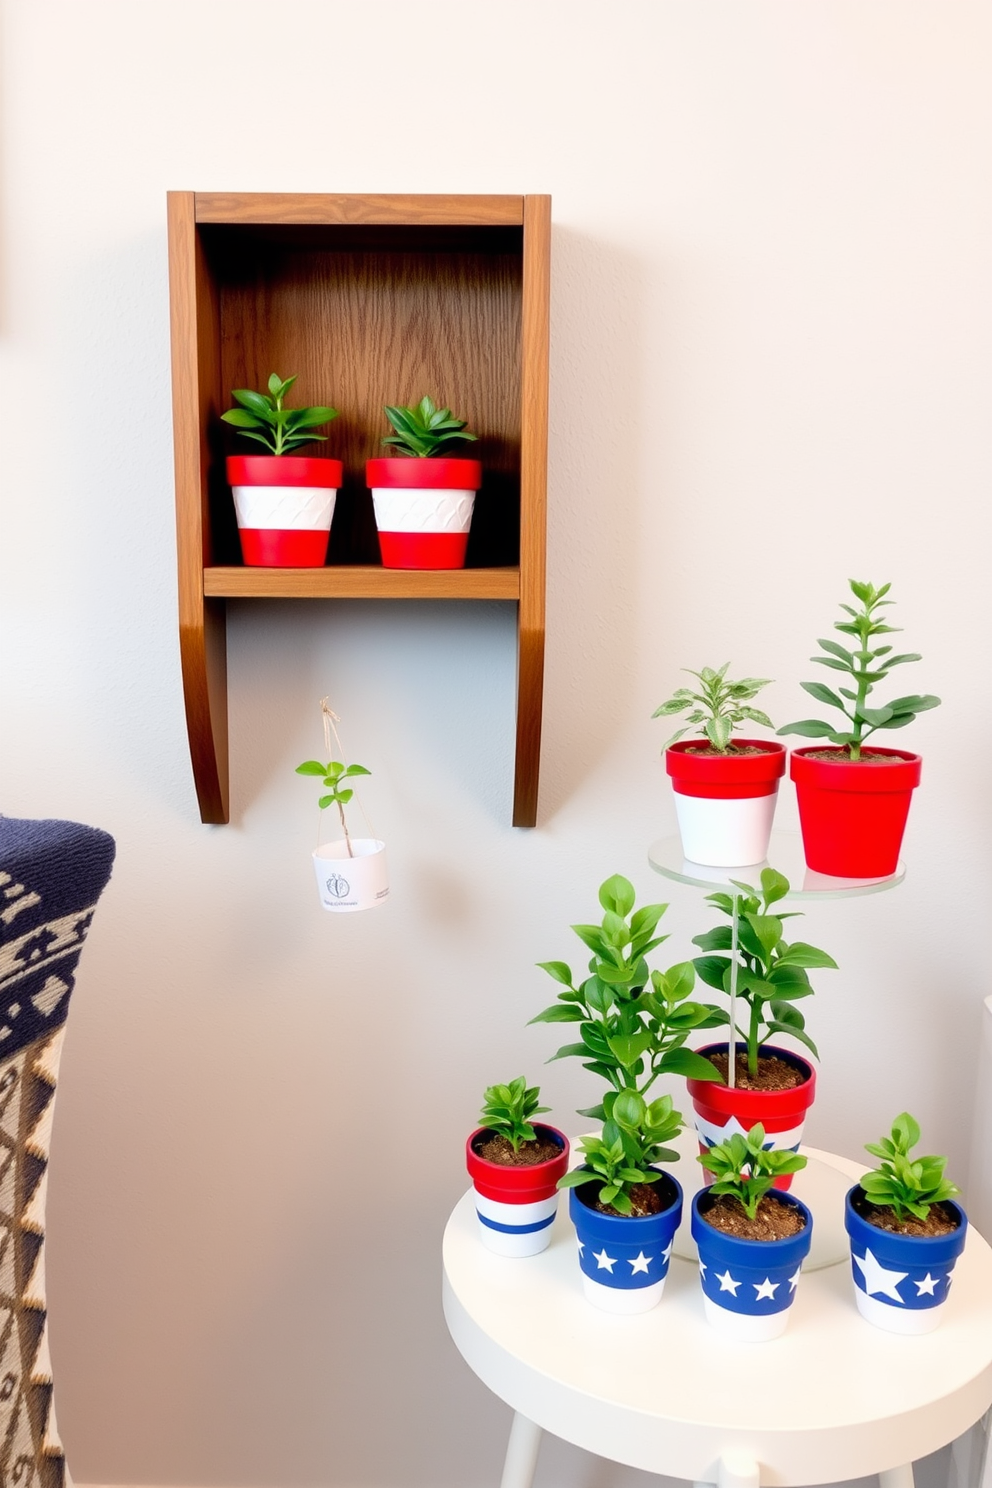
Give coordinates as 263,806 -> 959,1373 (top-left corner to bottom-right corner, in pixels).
318,698 -> 377,849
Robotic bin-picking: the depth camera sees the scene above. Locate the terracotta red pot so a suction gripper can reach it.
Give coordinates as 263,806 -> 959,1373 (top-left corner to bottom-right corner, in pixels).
366,458 -> 483,569
465,1123 -> 569,1257
227,456 -> 343,567
665,740 -> 786,867
685,1043 -> 816,1193
790,746 -> 921,877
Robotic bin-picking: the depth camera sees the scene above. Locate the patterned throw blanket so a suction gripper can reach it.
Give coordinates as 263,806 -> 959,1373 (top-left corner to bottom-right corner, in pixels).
0,817 -> 116,1488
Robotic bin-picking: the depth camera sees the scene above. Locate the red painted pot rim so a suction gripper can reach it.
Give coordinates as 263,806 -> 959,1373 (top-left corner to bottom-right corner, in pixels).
667,740 -> 786,799
227,456 -> 343,487
466,1123 -> 569,1201
366,457 -> 482,490
686,1043 -> 816,1116
790,747 -> 921,793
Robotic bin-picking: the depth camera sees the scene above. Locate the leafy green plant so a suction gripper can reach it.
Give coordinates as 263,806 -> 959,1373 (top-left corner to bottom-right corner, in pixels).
532,874 -> 722,1121
860,1112 -> 961,1224
479,1077 -> 549,1153
777,579 -> 940,761
222,373 -> 338,455
295,758 -> 371,857
381,395 -> 478,457
652,664 -> 775,752
691,867 -> 838,1081
698,1122 -> 807,1220
557,1090 -> 683,1216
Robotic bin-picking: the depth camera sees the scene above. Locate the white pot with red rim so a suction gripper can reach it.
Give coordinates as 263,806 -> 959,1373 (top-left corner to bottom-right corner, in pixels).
366,458 -> 483,570
312,838 -> 389,913
685,1043 -> 816,1193
790,747 -> 921,878
465,1124 -> 570,1256
227,456 -> 342,567
665,740 -> 786,867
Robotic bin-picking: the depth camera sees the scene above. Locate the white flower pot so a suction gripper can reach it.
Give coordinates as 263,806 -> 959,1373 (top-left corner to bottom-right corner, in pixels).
311,838 -> 389,913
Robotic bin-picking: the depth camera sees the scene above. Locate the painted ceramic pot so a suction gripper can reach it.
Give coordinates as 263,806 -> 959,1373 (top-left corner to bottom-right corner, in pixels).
568,1170 -> 683,1314
366,458 -> 483,569
844,1185 -> 967,1334
466,1124 -> 570,1257
790,747 -> 921,878
691,1188 -> 813,1340
686,1043 -> 815,1193
666,740 -> 786,867
227,456 -> 342,566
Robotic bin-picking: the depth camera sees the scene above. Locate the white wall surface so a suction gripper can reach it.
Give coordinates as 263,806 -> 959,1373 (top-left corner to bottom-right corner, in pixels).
1,4 -> 990,1487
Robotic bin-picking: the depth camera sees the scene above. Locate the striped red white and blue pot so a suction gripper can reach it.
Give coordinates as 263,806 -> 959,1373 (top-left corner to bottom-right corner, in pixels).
466,1124 -> 569,1257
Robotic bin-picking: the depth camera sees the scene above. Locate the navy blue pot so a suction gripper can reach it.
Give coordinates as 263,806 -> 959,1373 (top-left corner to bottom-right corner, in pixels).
845,1185 -> 967,1334
569,1169 -> 683,1314
691,1189 -> 813,1340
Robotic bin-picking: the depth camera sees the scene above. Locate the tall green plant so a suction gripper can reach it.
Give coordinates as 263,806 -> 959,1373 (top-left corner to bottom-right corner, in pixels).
691,868 -> 838,1081
778,579 -> 940,761
222,373 -> 338,455
531,874 -> 721,1121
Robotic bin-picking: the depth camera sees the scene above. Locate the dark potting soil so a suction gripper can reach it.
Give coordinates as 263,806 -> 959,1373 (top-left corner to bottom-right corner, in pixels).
474,1133 -> 561,1166
681,744 -> 769,757
699,1192 -> 807,1242
706,1051 -> 806,1091
852,1188 -> 959,1238
591,1181 -> 665,1218
801,750 -> 906,765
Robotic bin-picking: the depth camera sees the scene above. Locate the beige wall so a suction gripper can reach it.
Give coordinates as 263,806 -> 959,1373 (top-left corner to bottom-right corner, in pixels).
1,3 -> 990,1486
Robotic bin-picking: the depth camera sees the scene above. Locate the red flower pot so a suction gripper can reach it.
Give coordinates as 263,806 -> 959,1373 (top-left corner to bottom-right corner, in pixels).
685,1043 -> 816,1192
466,1123 -> 570,1257
227,456 -> 343,567
790,747 -> 921,878
665,740 -> 786,866
366,458 -> 483,569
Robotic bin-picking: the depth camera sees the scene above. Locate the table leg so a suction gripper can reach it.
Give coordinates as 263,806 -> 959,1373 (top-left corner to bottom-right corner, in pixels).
693,1448 -> 761,1488
500,1412 -> 542,1488
878,1467 -> 914,1488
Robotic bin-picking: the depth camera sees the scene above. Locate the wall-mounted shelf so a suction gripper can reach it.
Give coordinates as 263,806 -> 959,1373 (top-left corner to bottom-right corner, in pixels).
167,192 -> 550,826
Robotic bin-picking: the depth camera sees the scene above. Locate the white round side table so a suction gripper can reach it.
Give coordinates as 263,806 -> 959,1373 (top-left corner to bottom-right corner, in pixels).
442,1147 -> 992,1488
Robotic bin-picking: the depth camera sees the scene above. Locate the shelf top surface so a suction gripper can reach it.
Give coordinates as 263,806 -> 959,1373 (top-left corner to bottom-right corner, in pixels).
647,831 -> 905,899
203,565 -> 520,601
191,191 -> 529,227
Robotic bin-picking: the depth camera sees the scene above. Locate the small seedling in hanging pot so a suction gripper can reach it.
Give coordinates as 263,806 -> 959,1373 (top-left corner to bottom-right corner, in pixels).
686,867 -> 837,1185
296,710 -> 389,914
365,396 -> 481,570
691,1122 -> 812,1340
466,1078 -> 570,1257
222,374 -> 341,567
653,665 -> 784,868
844,1113 -> 966,1335
557,1090 -> 685,1314
778,579 -> 940,877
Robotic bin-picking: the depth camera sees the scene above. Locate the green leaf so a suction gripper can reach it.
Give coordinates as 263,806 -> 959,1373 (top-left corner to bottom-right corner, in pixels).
599,875 -> 636,918
317,794 -> 334,809
658,1047 -> 722,1080
343,764 -> 371,777
607,1032 -> 653,1070
221,408 -> 265,428
777,718 -> 836,737
800,681 -> 846,710
528,1005 -> 586,1024
775,942 -> 838,970
537,961 -> 574,986
231,388 -> 276,420
296,760 -> 329,775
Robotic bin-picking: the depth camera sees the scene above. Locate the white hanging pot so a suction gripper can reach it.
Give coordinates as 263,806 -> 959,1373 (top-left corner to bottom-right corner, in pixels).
312,838 -> 389,913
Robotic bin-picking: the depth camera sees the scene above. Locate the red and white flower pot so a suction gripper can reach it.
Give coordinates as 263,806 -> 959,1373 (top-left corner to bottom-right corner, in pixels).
366,458 -> 482,570
666,740 -> 786,867
790,747 -> 921,878
686,1043 -> 816,1193
465,1124 -> 570,1257
312,838 -> 389,914
227,456 -> 342,567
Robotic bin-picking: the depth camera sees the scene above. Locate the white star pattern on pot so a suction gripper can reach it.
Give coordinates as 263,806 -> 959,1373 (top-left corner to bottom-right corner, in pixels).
753,1277 -> 779,1300
788,1267 -> 802,1291
946,1273 -> 954,1289
716,1270 -> 741,1295
628,1251 -> 652,1275
698,1260 -> 707,1277
853,1248 -> 908,1302
915,1273 -> 939,1297
576,1239 -> 584,1256
593,1248 -> 616,1273
662,1240 -> 673,1264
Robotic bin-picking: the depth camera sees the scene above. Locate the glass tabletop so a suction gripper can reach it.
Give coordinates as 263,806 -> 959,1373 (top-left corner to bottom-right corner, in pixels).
647,831 -> 905,900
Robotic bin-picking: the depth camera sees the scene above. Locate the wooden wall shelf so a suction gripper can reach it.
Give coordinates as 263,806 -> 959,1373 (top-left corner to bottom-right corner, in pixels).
167,192 -> 550,827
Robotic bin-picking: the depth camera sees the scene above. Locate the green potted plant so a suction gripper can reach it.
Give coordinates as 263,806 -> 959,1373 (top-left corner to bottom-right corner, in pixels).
558,1090 -> 685,1314
466,1078 -> 569,1257
778,579 -> 941,876
295,756 -> 388,913
844,1113 -> 966,1334
691,1122 -> 812,1339
222,373 -> 341,567
652,665 -> 784,867
686,868 -> 837,1184
531,873 -> 723,1119
365,396 -> 481,570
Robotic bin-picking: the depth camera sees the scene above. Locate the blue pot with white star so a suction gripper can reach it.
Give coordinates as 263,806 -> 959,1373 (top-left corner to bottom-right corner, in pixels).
568,1169 -> 683,1314
691,1188 -> 813,1341
845,1185 -> 967,1335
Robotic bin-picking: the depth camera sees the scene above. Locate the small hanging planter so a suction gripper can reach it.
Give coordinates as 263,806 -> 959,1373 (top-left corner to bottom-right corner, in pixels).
366,397 -> 482,570
844,1114 -> 967,1334
296,701 -> 389,914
